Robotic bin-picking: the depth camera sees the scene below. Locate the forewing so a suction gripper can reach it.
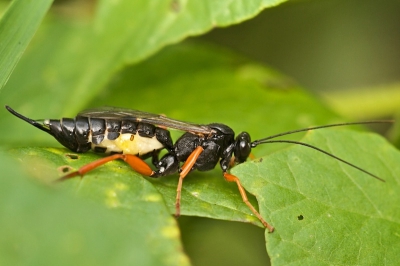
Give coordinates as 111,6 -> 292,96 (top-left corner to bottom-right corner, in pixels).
77,107 -> 212,134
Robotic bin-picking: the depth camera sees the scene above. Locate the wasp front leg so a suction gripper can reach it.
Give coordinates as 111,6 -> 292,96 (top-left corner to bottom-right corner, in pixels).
223,172 -> 274,232
220,150 -> 274,232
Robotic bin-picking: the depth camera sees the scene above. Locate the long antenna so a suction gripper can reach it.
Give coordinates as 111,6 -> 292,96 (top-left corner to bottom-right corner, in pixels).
252,139 -> 385,182
252,121 -> 394,144
250,120 -> 394,182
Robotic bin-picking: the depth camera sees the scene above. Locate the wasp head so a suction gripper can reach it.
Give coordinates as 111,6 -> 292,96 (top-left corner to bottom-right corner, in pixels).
234,132 -> 251,163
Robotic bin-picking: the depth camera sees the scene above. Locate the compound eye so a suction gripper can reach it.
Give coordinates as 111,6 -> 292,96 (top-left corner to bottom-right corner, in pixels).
234,132 -> 251,163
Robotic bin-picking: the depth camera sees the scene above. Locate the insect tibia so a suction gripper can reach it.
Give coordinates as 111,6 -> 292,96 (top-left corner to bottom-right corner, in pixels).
5,105 -> 51,133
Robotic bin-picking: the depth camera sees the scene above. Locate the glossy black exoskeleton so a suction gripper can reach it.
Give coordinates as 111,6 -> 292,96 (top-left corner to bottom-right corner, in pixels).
5,106 -> 249,178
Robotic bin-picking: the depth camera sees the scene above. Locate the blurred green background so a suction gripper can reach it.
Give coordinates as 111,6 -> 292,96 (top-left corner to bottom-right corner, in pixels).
49,0 -> 400,99
201,0 -> 400,121
2,0 -> 400,265
204,0 -> 400,93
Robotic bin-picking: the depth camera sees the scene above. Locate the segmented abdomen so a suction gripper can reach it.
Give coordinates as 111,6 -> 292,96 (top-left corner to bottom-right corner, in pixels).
45,116 -> 171,155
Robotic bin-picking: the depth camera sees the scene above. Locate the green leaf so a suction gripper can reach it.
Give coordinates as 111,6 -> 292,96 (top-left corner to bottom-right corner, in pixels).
0,0 -> 52,88
2,17 -> 397,263
1,42 -> 349,226
2,0 -> 288,118
233,129 -> 400,265
77,43 -> 344,226
1,149 -> 189,266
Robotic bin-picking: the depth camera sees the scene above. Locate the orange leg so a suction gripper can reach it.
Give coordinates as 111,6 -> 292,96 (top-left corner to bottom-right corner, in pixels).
175,146 -> 204,217
57,154 -> 155,182
223,172 -> 274,233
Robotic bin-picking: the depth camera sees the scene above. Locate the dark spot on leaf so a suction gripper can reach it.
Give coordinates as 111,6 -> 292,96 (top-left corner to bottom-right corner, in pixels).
58,165 -> 74,174
298,215 -> 304,220
65,153 -> 79,160
258,158 -> 263,163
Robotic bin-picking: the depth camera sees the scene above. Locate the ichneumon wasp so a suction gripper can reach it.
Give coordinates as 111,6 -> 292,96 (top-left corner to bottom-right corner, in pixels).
5,105 -> 393,232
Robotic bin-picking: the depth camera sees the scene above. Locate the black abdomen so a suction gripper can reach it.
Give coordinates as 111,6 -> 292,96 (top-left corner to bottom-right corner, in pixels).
45,116 -> 172,154
45,116 -> 91,153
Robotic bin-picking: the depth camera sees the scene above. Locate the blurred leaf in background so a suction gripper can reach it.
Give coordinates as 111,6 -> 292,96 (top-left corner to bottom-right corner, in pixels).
0,0 -> 52,88
1,0 -> 400,265
202,0 -> 400,120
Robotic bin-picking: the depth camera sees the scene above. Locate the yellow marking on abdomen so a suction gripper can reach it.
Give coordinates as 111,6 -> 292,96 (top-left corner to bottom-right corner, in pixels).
92,133 -> 164,155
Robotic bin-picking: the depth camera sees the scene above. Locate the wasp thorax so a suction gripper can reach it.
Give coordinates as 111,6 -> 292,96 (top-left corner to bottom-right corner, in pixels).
234,132 -> 251,163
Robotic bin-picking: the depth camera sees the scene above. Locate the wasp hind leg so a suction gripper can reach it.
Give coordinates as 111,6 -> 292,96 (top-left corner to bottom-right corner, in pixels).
223,172 -> 274,233
57,153 -> 155,182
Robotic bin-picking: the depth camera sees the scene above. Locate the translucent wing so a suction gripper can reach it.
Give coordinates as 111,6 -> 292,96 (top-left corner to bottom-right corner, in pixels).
78,107 -> 213,134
